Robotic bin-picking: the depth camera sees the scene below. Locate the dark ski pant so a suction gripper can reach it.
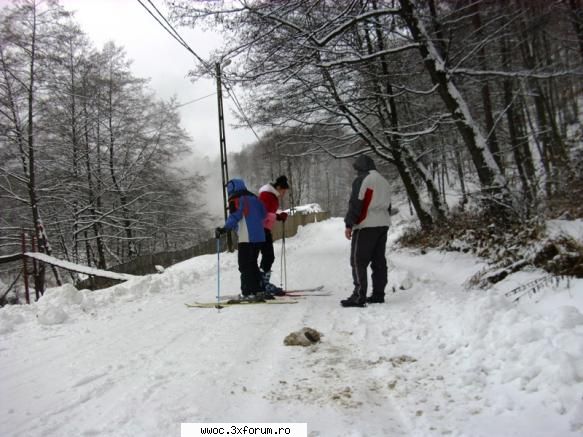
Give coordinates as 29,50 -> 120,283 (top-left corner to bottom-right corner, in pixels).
238,242 -> 262,295
259,229 -> 275,273
350,226 -> 388,302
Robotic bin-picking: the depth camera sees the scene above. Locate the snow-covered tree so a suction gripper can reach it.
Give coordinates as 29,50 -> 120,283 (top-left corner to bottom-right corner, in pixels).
171,0 -> 582,225
0,1 -> 209,289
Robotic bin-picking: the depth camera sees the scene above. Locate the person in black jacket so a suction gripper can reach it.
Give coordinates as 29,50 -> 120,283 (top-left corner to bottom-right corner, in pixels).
342,156 -> 392,307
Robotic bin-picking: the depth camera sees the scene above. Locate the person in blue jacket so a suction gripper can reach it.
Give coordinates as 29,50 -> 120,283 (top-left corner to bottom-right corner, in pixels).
216,179 -> 267,298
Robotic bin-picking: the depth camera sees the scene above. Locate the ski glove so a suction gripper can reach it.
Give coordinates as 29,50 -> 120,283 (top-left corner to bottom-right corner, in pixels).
215,227 -> 226,238
276,212 -> 288,222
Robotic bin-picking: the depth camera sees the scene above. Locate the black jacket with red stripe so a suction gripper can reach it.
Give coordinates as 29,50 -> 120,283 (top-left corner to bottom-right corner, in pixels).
344,156 -> 392,230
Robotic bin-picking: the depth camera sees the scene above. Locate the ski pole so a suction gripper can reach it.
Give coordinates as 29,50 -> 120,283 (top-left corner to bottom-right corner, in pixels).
280,220 -> 287,291
216,235 -> 221,307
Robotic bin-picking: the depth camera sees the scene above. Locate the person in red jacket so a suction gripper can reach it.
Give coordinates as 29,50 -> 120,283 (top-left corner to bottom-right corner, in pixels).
258,175 -> 289,294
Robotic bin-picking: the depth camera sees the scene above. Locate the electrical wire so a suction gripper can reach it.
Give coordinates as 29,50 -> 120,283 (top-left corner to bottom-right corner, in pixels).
223,82 -> 261,141
136,0 -> 211,72
174,92 -> 216,108
136,0 -> 261,141
145,0 -> 189,46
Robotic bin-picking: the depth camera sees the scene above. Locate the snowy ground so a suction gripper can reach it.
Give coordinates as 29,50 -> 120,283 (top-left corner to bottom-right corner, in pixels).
1,218 -> 582,437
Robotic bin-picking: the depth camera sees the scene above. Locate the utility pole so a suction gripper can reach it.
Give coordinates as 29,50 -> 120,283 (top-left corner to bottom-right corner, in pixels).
216,61 -> 234,251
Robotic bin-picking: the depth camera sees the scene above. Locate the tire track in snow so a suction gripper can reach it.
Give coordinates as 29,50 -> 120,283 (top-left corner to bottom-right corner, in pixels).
220,292 -> 415,436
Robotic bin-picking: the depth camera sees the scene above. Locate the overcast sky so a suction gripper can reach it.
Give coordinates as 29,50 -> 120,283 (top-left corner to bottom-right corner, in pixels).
57,0 -> 257,159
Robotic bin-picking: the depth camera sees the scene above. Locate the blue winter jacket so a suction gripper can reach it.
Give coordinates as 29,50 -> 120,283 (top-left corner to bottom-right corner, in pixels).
224,179 -> 266,243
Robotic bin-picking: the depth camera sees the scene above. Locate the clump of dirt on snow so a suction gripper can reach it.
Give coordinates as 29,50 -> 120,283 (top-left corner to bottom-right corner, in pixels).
388,355 -> 417,367
284,327 -> 322,346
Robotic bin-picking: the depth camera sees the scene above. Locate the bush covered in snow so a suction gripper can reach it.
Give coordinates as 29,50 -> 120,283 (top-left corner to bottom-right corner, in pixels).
398,211 -> 583,284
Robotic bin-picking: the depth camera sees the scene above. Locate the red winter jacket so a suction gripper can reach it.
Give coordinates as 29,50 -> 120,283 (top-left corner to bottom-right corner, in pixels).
259,184 -> 280,230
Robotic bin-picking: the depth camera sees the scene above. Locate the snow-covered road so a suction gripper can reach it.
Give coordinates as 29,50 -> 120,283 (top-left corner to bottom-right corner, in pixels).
1,218 -> 582,436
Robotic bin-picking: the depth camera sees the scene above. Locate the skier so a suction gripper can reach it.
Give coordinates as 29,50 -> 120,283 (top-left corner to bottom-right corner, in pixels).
215,178 -> 268,300
258,175 -> 289,295
341,156 -> 392,307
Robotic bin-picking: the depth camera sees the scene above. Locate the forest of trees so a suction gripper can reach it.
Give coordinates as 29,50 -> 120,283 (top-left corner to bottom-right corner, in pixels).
0,1 -> 208,291
229,127 -> 353,216
172,0 -> 583,228
1,0 -> 582,298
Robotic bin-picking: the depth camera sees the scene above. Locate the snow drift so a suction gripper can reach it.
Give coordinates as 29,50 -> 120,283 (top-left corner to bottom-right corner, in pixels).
1,218 -> 582,436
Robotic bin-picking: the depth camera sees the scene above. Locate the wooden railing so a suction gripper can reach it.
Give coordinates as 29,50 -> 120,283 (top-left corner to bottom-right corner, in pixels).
270,211 -> 330,241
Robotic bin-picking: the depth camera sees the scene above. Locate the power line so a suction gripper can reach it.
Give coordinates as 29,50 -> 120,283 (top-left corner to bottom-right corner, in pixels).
135,0 -> 185,48
145,0 -> 214,73
174,92 -> 216,108
145,0 -> 188,45
136,0 -> 261,141
223,83 -> 261,141
135,0 -> 211,72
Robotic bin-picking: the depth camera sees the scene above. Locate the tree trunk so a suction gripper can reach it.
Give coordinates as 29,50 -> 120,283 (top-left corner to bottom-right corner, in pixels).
399,0 -> 511,217
454,146 -> 468,209
370,4 -> 443,225
25,4 -> 46,294
516,3 -> 569,196
569,0 -> 583,60
393,149 -> 434,229
471,2 -> 503,172
68,44 -> 81,264
501,36 -> 535,208
107,79 -> 135,260
83,77 -> 107,269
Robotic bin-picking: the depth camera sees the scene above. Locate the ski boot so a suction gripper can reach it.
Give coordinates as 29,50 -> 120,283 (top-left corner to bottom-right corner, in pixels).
261,271 -> 285,296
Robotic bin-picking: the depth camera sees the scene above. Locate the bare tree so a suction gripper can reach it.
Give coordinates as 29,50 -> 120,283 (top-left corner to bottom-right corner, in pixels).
170,0 -> 581,224
171,0 -> 448,228
1,1 -> 210,284
0,0 -> 67,292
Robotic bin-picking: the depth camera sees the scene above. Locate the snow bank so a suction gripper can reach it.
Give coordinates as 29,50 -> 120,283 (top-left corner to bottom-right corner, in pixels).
0,310 -> 25,334
454,293 -> 583,396
37,304 -> 69,325
1,218 -> 582,436
547,219 -> 583,241
0,271 -> 186,331
33,284 -> 84,325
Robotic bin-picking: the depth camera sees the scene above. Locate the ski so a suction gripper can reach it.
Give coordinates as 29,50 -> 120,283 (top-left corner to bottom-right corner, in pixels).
214,287 -> 326,301
283,291 -> 331,297
214,294 -> 301,301
283,285 -> 324,293
185,299 -> 299,308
